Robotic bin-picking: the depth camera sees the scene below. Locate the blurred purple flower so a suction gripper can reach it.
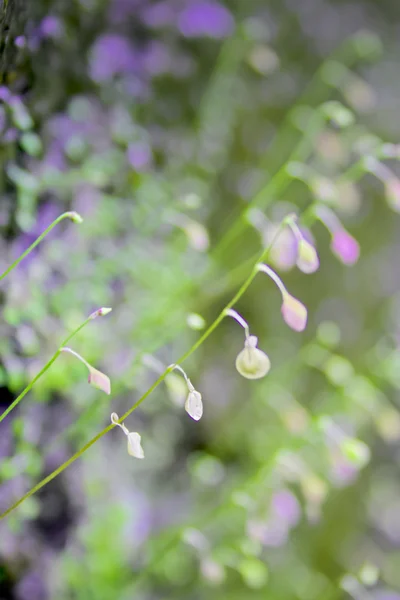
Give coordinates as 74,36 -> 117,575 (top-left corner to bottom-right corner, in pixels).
271,489 -> 301,527
142,41 -> 172,76
375,593 -> 400,600
40,16 -> 63,38
15,36 -> 26,48
4,128 -> 18,143
15,571 -> 47,600
110,0 -> 144,23
89,34 -> 139,83
178,1 -> 234,38
127,141 -> 152,171
0,86 -> 11,102
247,518 -> 289,547
141,1 -> 177,28
330,229 -> 360,265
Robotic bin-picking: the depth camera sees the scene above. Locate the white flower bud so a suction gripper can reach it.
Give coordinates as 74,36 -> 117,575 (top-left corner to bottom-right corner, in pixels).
185,388 -> 203,421
111,412 -> 144,459
127,431 -> 145,459
235,335 -> 271,380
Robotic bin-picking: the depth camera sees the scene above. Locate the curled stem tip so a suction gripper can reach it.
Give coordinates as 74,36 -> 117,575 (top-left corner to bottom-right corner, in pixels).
224,309 -> 250,338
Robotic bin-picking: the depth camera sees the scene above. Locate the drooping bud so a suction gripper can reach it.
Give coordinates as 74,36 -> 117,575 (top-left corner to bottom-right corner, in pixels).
330,229 -> 360,265
281,293 -> 308,332
286,216 -> 319,274
169,364 -> 203,421
314,205 -> 360,266
61,347 -> 111,394
110,413 -> 144,459
235,335 -> 271,380
127,431 -> 145,459
297,239 -> 319,274
87,366 -> 111,395
224,309 -> 271,379
185,388 -> 203,421
65,211 -> 83,224
256,264 -> 308,332
89,307 -> 113,319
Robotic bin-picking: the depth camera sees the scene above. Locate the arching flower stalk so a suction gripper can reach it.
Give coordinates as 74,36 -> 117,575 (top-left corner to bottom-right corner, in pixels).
169,364 -> 203,421
110,413 -> 144,459
313,205 -> 360,265
256,264 -> 308,332
286,216 -> 320,274
60,347 -> 111,394
225,309 -> 271,379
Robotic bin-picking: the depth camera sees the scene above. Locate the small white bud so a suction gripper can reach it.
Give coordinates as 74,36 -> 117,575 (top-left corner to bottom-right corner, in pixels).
235,336 -> 271,380
127,431 -> 145,459
111,412 -> 144,459
169,364 -> 204,421
185,388 -> 203,421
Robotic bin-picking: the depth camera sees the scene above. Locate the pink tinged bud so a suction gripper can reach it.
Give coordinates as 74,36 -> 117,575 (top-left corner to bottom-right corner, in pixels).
89,307 -> 112,319
330,229 -> 360,265
88,367 -> 111,395
127,432 -> 145,459
296,239 -> 320,274
385,179 -> 400,213
281,294 -> 308,332
185,390 -> 203,421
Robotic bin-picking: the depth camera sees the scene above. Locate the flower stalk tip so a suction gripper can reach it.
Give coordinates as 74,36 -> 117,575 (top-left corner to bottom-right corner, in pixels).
65,211 -> 83,224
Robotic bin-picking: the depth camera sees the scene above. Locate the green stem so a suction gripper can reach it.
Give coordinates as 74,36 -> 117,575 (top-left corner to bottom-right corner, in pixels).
0,218 -> 290,520
0,315 -> 92,424
0,211 -> 82,282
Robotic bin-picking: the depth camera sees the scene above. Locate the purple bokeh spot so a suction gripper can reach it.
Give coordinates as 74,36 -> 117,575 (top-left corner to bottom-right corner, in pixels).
141,1 -> 177,28
15,36 -> 26,48
330,229 -> 360,266
127,142 -> 152,171
89,34 -> 139,83
15,571 -> 47,600
271,490 -> 301,527
142,41 -> 171,76
40,16 -> 63,38
178,1 -> 235,39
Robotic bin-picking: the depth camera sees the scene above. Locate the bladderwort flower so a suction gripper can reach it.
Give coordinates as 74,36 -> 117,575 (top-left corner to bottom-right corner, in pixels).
110,413 -> 144,459
169,364 -> 203,421
225,309 -> 271,379
313,205 -> 360,266
60,347 -> 111,394
286,215 -> 319,274
256,264 -> 308,332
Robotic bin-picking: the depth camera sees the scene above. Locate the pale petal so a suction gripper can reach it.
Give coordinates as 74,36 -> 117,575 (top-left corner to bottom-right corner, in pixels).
127,432 -> 144,459
88,367 -> 111,394
281,294 -> 307,332
185,390 -> 203,421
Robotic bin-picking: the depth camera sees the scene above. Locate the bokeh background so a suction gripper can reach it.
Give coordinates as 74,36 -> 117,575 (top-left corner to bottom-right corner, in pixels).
1,0 -> 400,598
